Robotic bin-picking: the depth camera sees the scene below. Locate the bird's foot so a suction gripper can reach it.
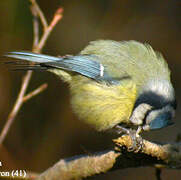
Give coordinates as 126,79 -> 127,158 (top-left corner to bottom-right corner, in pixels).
115,125 -> 143,152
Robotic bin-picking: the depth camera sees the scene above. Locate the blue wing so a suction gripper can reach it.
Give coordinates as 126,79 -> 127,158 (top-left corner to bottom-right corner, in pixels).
5,51 -> 106,81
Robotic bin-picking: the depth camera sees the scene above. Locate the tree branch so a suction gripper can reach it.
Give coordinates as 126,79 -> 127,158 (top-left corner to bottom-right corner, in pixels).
0,0 -> 63,147
37,150 -> 120,180
23,83 -> 48,103
35,7 -> 63,52
30,4 -> 39,49
114,135 -> 181,167
29,0 -> 48,31
36,136 -> 181,180
0,71 -> 32,145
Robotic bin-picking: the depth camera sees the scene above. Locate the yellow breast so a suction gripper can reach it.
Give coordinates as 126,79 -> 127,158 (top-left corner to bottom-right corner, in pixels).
70,76 -> 137,131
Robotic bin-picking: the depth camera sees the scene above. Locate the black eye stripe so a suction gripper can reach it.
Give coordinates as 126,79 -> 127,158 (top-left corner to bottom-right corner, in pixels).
134,91 -> 176,110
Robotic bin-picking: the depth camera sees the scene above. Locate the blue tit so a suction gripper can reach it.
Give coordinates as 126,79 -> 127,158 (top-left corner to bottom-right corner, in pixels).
5,40 -> 177,135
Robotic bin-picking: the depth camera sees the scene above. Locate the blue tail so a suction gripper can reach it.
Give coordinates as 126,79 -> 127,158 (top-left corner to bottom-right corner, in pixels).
5,51 -> 105,81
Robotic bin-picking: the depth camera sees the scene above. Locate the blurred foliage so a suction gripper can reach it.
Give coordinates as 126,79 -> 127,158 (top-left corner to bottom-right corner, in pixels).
0,0 -> 180,179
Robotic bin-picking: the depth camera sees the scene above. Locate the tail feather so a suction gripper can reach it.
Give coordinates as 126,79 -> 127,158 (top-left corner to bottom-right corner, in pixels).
5,51 -> 60,63
12,67 -> 47,71
4,51 -> 108,81
7,62 -> 47,71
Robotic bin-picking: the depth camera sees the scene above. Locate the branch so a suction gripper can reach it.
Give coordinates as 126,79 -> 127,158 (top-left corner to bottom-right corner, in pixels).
36,136 -> 181,180
36,150 -> 120,180
0,0 -> 63,146
30,0 -> 48,31
114,135 -> 181,167
35,7 -> 63,52
0,71 -> 32,145
30,4 -> 39,49
23,83 -> 48,103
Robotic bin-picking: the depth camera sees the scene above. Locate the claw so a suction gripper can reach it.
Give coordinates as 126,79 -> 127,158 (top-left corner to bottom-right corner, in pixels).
115,125 -> 144,152
115,125 -> 130,134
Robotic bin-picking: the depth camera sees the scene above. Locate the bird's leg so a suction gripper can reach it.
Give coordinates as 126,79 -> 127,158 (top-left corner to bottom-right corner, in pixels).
115,125 -> 130,135
115,125 -> 143,152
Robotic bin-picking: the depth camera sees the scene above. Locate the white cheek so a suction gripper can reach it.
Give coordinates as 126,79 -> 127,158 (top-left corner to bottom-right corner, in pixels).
130,103 -> 152,125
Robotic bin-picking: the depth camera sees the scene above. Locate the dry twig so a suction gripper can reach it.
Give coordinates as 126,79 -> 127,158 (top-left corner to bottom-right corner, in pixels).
0,71 -> 33,145
36,136 -> 181,180
23,83 -> 48,103
0,0 -> 63,146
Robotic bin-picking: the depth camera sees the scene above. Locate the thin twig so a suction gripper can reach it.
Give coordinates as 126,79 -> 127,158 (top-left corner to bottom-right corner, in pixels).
0,0 -> 63,146
30,5 -> 39,50
23,83 -> 48,103
29,0 -> 48,30
0,71 -> 32,145
37,7 -> 63,51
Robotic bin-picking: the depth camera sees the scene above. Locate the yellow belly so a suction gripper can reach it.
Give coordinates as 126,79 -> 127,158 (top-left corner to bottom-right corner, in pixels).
70,76 -> 137,131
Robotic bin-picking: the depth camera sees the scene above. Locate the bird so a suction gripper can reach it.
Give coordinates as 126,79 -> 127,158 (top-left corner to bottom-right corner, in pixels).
4,40 -> 177,140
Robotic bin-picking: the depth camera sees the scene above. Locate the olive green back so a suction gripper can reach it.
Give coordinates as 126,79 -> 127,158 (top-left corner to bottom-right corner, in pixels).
80,40 -> 171,94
